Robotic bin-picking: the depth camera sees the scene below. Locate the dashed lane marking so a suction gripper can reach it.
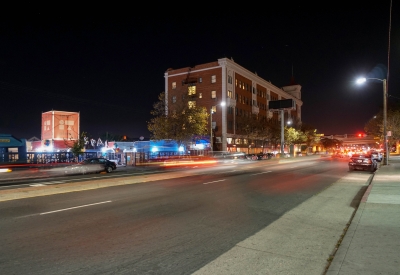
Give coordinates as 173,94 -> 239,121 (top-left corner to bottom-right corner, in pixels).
40,201 -> 112,215
203,179 -> 226,185
250,171 -> 272,176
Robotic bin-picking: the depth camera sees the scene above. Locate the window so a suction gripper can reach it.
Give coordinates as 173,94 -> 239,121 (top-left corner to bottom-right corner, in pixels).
199,93 -> 202,98
211,105 -> 216,113
172,96 -> 176,103
199,77 -> 202,83
235,79 -> 238,86
188,101 -> 196,108
172,82 -> 176,89
211,91 -> 217,99
211,75 -> 216,83
228,121 -> 233,130
188,86 -> 196,95
228,75 -> 232,84
239,81 -> 242,89
227,90 -> 233,98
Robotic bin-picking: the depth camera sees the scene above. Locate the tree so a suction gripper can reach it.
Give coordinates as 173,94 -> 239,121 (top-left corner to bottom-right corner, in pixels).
319,137 -> 342,152
285,126 -> 305,146
147,92 -> 209,148
386,109 -> 400,149
65,131 -> 88,162
300,123 -> 319,149
364,113 -> 383,138
364,109 -> 400,149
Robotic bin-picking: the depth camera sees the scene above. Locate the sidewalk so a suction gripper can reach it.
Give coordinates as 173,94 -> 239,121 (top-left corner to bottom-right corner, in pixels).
326,155 -> 400,275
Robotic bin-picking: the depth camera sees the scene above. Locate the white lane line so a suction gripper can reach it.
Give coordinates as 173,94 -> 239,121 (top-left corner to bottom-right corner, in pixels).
29,183 -> 46,187
43,181 -> 65,185
203,179 -> 226,185
214,170 -> 237,174
40,201 -> 112,215
250,171 -> 272,176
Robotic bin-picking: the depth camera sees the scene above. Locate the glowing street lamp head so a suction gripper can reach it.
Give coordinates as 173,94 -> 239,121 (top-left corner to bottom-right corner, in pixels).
356,77 -> 367,85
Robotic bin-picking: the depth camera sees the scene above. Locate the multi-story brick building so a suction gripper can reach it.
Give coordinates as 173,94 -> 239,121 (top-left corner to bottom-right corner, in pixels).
164,58 -> 303,153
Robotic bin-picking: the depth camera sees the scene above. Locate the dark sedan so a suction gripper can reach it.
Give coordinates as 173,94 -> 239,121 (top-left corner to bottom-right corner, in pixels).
64,158 -> 117,175
348,153 -> 378,172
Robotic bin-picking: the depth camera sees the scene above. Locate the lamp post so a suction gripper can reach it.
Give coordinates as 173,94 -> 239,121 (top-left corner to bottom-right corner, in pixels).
356,77 -> 388,165
210,108 -> 214,153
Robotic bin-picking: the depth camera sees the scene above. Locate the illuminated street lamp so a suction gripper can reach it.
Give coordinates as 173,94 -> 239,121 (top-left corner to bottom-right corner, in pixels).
356,77 -> 388,165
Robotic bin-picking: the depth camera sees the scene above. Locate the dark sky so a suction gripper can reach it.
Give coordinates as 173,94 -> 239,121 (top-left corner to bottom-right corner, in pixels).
1,3 -> 399,139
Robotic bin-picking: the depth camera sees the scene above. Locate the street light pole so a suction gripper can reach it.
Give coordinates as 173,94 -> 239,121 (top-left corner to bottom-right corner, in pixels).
280,109 -> 284,154
356,77 -> 388,165
210,108 -> 213,153
383,79 -> 389,165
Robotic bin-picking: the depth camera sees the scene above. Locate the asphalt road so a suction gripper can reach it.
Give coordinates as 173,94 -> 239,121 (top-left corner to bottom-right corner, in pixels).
0,157 -> 371,274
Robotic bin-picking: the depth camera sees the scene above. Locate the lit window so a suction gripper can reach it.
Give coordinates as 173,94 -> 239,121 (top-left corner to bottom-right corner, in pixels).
188,86 -> 196,95
172,96 -> 176,103
235,79 -> 238,86
239,81 -> 242,89
211,105 -> 216,113
172,82 -> 176,89
199,93 -> 202,98
211,75 -> 216,83
211,91 -> 216,98
188,101 -> 196,108
227,90 -> 233,98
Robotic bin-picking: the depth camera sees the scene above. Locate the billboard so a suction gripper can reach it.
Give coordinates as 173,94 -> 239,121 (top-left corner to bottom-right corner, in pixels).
42,110 -> 80,140
268,99 -> 295,110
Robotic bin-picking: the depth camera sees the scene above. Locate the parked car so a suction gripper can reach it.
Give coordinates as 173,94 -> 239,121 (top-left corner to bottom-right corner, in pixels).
348,153 -> 378,172
370,151 -> 383,162
245,154 -> 258,160
64,157 -> 117,175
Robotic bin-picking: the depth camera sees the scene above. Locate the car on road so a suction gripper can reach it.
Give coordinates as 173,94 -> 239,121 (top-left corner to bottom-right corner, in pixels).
370,151 -> 383,162
331,152 -> 345,158
348,153 -> 378,172
64,157 -> 117,175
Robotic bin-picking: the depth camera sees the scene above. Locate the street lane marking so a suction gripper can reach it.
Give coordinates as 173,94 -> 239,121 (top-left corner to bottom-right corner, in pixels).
42,181 -> 64,185
40,201 -> 112,215
250,171 -> 272,176
203,179 -> 226,185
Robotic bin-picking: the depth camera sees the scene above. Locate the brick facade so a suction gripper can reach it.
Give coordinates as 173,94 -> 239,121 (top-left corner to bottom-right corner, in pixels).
164,58 -> 303,153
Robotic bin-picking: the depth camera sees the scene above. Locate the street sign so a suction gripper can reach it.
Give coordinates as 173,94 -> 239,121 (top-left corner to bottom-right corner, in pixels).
268,99 -> 295,110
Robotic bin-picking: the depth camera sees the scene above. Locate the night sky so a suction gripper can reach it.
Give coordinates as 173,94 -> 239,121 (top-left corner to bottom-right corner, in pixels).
1,3 -> 399,140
